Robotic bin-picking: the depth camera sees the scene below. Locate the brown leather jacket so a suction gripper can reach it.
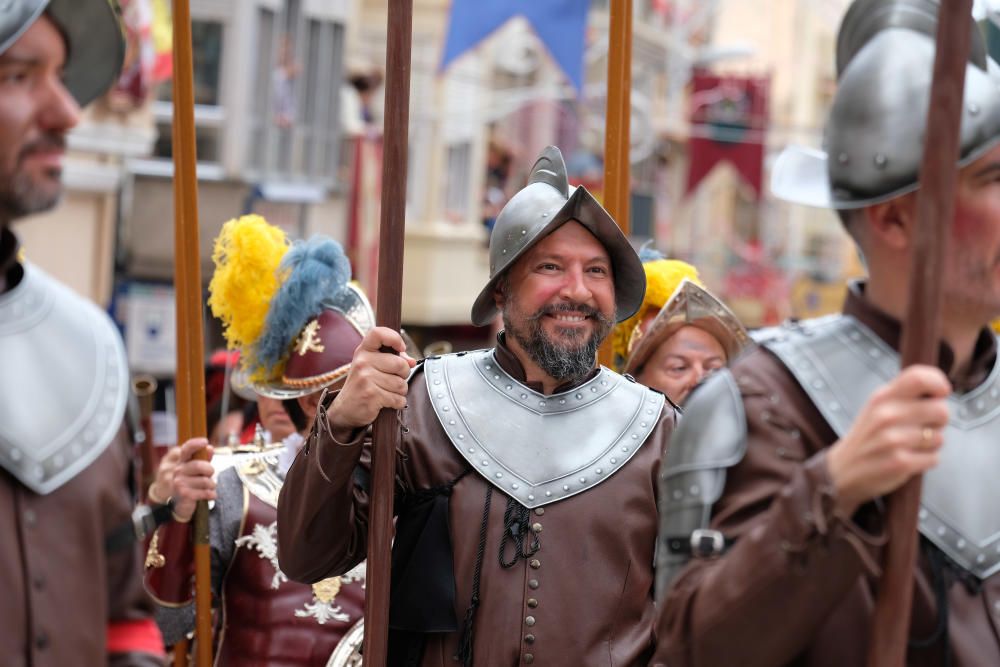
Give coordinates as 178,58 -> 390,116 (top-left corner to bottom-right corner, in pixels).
652,289 -> 1000,666
0,231 -> 163,667
145,465 -> 365,666
277,342 -> 679,666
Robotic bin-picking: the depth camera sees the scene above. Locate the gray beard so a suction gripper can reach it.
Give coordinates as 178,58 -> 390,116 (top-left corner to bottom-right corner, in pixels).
503,303 -> 614,384
0,168 -> 62,220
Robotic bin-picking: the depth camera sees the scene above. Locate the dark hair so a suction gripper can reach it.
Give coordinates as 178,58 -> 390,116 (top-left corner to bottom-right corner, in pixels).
282,397 -> 310,432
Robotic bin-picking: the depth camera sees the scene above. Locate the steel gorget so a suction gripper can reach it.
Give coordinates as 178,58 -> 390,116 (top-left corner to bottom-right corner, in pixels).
424,349 -> 664,508
0,263 -> 128,494
759,314 -> 1000,579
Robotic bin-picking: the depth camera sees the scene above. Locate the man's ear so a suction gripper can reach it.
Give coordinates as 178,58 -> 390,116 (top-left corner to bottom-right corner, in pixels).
864,194 -> 916,251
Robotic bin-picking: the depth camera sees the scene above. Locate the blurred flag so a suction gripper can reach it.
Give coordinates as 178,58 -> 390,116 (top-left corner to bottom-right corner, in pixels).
441,0 -> 589,90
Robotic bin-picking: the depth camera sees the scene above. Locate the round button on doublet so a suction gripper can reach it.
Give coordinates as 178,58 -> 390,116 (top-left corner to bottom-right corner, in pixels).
535,507 -> 545,516
529,559 -> 541,569
528,579 -> 539,589
525,634 -> 535,644
527,598 -> 538,608
531,523 -> 543,533
524,653 -> 534,664
525,616 -> 536,626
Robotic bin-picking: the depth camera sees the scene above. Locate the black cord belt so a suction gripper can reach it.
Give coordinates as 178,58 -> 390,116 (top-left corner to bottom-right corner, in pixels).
105,501 -> 175,553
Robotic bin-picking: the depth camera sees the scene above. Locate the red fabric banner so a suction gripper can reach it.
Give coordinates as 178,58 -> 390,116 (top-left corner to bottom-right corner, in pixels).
686,72 -> 770,199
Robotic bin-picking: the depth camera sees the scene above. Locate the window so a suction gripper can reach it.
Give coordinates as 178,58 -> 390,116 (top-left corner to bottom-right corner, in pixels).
443,142 -> 473,221
247,4 -> 347,185
151,20 -> 225,163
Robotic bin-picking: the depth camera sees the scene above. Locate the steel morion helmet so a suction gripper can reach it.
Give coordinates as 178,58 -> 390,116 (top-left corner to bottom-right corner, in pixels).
470,145 -> 646,326
771,0 -> 1000,209
0,0 -> 125,106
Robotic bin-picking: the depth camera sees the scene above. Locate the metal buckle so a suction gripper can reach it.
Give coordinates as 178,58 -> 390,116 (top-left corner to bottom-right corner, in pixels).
690,528 -> 726,558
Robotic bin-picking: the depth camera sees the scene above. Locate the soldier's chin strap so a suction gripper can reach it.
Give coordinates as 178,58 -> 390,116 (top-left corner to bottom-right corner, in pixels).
105,500 -> 176,553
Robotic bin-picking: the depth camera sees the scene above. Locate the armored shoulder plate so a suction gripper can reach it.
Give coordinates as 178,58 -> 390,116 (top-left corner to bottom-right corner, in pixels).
655,369 -> 747,598
425,349 -> 665,508
0,264 -> 129,494
763,314 -> 1000,580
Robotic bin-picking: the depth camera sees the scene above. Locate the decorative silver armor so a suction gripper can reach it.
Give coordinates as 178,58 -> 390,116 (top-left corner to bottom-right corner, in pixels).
771,0 -> 1000,209
0,264 -> 129,494
655,369 -> 747,597
470,146 -> 645,326
0,0 -> 124,106
762,315 -> 1000,580
424,350 -> 665,508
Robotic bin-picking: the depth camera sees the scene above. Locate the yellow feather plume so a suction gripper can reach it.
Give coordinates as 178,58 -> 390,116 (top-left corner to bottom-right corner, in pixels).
611,259 -> 702,370
207,215 -> 290,378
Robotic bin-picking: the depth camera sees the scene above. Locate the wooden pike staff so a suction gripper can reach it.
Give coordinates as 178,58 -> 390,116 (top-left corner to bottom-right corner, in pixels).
867,0 -> 972,664
362,1 -> 414,665
170,0 -> 213,665
598,0 -> 633,368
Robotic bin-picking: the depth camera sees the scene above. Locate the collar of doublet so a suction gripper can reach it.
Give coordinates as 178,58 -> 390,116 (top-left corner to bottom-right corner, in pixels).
0,263 -> 129,494
425,349 -> 664,508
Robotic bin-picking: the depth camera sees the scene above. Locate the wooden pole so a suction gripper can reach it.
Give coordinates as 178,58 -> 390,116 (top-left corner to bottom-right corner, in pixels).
170,1 -> 212,665
361,1 -> 413,665
866,1 -> 972,664
599,0 -> 633,368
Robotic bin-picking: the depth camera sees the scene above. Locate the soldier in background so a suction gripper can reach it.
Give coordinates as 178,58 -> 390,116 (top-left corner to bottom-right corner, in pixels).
0,1 -> 165,664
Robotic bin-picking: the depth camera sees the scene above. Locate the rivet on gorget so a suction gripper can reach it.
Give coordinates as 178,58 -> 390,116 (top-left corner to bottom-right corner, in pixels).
837,152 -> 849,165
559,399 -> 566,404
437,393 -> 444,399
590,387 -> 598,393
576,393 -> 583,400
485,364 -> 491,370
969,102 -> 981,116
434,379 -> 441,385
563,485 -> 570,491
647,409 -> 654,415
526,492 -> 532,499
690,485 -> 700,495
829,402 -> 841,412
977,554 -> 986,564
991,388 -> 999,398
610,457 -> 617,464
621,446 -> 629,452
442,406 -> 450,412
496,472 -> 503,479
539,401 -> 546,407
458,434 -> 465,440
595,468 -> 603,475
542,212 -> 549,217
957,539 -> 967,549
545,491 -> 552,497
632,434 -> 639,439
579,477 -> 586,484
513,483 -> 520,490
506,385 -> 513,391
502,249 -> 507,254
521,393 -> 528,400
937,526 -> 947,537
521,229 -> 527,235
919,509 -> 928,520
640,422 -> 647,428
874,153 -> 888,169
976,400 -> 985,411
601,380 -> 608,386
449,420 -> 456,425
673,490 -> 683,500
481,460 -> 489,466
494,375 -> 501,380
849,331 -> 861,341
468,448 -> 475,453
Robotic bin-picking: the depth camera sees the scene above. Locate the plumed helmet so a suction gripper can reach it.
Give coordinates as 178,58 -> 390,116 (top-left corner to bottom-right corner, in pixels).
470,145 -> 645,326
0,0 -> 125,106
208,216 -> 375,401
771,0 -> 1000,209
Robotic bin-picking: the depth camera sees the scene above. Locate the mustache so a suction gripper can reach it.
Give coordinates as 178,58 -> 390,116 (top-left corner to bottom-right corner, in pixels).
526,301 -> 606,322
19,134 -> 66,160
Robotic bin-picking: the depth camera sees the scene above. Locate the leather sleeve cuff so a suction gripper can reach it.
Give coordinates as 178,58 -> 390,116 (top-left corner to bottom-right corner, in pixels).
312,390 -> 367,485
775,450 -> 887,576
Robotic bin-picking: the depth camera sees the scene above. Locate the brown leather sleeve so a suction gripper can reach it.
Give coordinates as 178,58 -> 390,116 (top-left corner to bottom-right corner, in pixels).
104,428 -> 167,664
652,349 -> 885,667
276,391 -> 370,584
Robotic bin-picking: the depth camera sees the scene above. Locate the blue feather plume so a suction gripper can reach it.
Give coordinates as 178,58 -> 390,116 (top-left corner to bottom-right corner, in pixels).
638,240 -> 666,264
251,236 -> 352,377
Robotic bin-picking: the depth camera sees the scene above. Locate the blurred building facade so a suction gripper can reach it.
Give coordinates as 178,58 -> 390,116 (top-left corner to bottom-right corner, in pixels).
15,0 -> 866,377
